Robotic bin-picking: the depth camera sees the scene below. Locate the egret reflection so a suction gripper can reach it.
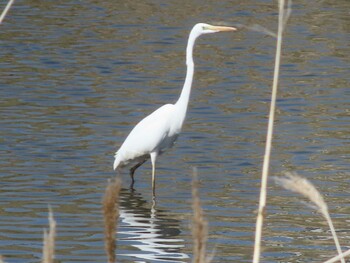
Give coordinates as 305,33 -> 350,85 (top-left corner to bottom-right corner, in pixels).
117,188 -> 189,262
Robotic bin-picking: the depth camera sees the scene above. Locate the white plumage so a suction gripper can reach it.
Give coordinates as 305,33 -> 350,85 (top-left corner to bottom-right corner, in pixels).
113,23 -> 237,195
114,104 -> 179,169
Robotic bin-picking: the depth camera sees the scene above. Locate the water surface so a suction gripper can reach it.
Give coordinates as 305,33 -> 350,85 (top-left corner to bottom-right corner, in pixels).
0,0 -> 349,262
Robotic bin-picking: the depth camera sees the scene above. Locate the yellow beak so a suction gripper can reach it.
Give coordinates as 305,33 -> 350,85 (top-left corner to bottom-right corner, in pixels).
207,25 -> 237,32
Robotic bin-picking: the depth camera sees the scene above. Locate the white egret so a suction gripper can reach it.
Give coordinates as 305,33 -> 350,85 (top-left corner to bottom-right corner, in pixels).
113,23 -> 237,195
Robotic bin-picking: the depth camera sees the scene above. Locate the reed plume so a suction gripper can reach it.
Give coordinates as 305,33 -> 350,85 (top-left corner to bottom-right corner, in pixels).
103,177 -> 121,263
275,172 -> 345,263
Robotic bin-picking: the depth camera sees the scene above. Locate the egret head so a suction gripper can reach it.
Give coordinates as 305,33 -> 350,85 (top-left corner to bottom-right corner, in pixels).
193,23 -> 237,36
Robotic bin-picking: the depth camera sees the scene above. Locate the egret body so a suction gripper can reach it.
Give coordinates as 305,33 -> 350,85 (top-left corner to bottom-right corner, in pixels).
113,23 -> 236,195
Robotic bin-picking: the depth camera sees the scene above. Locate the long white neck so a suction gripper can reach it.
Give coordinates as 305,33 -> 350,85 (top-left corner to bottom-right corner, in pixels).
175,30 -> 198,114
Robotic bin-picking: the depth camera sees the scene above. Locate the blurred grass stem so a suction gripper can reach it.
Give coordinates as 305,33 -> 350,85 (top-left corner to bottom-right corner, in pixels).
0,0 -> 15,24
324,249 -> 350,263
42,208 -> 56,263
252,1 -> 290,262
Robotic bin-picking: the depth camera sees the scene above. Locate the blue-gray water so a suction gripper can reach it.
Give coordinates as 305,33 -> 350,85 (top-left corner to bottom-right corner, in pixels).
0,0 -> 349,262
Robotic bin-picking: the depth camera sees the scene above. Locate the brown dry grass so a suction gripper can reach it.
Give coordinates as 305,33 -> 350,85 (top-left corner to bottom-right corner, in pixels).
191,168 -> 211,263
103,177 -> 121,263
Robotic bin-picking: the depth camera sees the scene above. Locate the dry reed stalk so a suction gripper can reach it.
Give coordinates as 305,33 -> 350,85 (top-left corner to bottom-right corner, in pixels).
275,172 -> 345,263
0,0 -> 15,24
324,248 -> 350,263
192,168 -> 210,263
252,1 -> 290,262
103,177 -> 121,263
42,208 -> 56,263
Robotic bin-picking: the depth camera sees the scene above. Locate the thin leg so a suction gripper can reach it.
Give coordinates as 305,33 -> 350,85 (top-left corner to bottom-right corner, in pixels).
151,195 -> 157,219
129,159 -> 147,186
150,152 -> 157,196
